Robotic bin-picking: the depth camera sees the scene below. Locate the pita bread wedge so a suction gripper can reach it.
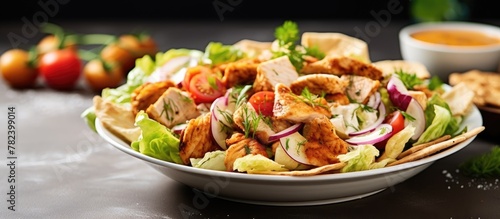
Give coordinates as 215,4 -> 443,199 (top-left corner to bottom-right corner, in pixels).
247,162 -> 346,176
301,32 -> 370,63
372,60 -> 430,79
93,96 -> 141,144
388,126 -> 485,166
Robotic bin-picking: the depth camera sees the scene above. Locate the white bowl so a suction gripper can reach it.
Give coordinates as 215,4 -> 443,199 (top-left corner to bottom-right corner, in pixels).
94,101 -> 482,206
399,21 -> 500,81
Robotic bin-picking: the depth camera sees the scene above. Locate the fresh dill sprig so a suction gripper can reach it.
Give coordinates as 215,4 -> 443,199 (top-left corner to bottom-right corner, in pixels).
459,145 -> 500,178
296,87 -> 328,109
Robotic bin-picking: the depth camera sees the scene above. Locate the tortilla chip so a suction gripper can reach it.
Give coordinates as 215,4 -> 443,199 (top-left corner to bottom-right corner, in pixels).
247,162 -> 346,176
93,96 -> 141,144
388,126 -> 485,166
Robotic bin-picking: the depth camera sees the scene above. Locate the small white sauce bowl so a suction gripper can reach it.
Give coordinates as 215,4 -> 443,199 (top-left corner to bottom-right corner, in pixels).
399,21 -> 500,81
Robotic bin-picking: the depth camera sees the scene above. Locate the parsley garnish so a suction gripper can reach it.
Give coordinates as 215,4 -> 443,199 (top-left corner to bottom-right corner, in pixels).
427,75 -> 444,91
272,20 -> 325,71
395,69 -> 423,90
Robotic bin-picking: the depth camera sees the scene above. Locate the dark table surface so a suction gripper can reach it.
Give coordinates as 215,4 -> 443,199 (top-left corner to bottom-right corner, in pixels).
1,19 -> 500,219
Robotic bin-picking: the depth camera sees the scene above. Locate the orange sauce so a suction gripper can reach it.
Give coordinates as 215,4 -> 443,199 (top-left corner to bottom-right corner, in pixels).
411,30 -> 500,46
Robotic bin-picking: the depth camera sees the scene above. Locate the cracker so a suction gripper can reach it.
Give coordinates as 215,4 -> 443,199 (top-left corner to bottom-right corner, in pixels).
388,126 -> 485,167
449,70 -> 500,108
397,135 -> 451,159
248,162 -> 346,176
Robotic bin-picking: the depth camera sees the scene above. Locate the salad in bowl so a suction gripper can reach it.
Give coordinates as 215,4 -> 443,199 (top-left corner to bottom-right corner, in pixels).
82,21 -> 484,177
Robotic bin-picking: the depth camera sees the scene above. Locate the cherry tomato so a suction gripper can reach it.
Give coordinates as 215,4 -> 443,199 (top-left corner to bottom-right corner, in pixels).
249,91 -> 275,117
182,65 -> 212,91
0,49 -> 38,89
39,48 -> 82,90
374,110 -> 405,149
100,43 -> 136,73
83,59 -> 124,92
118,34 -> 158,59
36,34 -> 77,56
188,72 -> 225,104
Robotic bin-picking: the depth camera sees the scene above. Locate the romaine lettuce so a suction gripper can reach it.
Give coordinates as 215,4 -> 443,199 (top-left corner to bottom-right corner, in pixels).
131,111 -> 183,164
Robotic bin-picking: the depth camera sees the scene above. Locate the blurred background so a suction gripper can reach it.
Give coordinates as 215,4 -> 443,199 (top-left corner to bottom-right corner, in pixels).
1,0 -> 499,23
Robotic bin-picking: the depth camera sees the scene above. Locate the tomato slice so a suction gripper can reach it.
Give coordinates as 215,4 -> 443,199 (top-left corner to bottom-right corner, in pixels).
374,110 -> 405,149
188,73 -> 225,104
249,91 -> 275,117
182,65 -> 212,91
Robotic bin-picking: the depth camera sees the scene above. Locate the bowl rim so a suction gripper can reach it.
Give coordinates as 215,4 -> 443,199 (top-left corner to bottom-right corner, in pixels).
399,21 -> 500,53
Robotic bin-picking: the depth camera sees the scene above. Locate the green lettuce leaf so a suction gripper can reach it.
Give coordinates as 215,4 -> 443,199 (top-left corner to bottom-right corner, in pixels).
233,154 -> 288,172
416,105 -> 451,145
203,42 -> 246,66
338,144 -> 380,172
131,111 -> 183,164
191,150 -> 226,171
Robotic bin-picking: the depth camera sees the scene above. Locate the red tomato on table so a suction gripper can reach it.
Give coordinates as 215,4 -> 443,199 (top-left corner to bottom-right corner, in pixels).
249,91 -> 275,117
39,49 -> 82,90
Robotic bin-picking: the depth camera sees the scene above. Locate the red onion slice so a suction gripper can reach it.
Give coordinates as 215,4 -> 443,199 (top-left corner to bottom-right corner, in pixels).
366,92 -> 381,109
278,132 -> 311,165
210,112 -> 228,150
387,76 -> 412,111
346,123 -> 393,145
405,98 -> 426,140
172,123 -> 187,135
349,103 -> 386,136
268,123 -> 304,142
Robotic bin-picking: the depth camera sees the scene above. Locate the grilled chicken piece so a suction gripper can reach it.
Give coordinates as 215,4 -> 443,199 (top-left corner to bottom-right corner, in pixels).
224,132 -> 269,171
131,80 -> 176,115
233,102 -> 276,145
300,56 -> 383,81
146,87 -> 200,128
342,74 -> 380,104
273,83 -> 331,123
290,74 -> 349,95
302,115 -> 348,166
179,112 -> 221,165
253,56 -> 299,92
221,58 -> 261,88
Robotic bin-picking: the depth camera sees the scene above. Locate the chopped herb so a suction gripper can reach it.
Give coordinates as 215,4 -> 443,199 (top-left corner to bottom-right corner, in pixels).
244,144 -> 252,155
160,98 -> 179,122
297,87 -> 328,109
395,69 -> 423,90
297,140 -> 306,154
241,104 -> 261,138
273,69 -> 279,76
285,138 -> 290,150
217,108 -> 234,125
207,74 -> 218,90
236,85 -> 253,108
400,110 -> 415,122
459,145 -> 500,178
